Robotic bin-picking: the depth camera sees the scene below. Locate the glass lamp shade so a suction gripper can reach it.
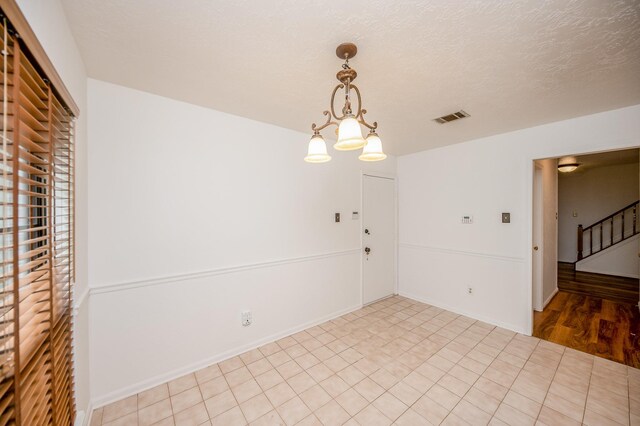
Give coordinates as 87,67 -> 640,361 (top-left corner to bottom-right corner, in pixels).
558,164 -> 578,173
359,132 -> 387,161
304,134 -> 331,163
334,116 -> 366,151
558,156 -> 579,173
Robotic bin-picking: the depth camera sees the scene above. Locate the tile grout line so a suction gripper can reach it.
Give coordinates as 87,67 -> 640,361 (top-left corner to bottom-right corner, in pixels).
98,295 -> 638,426
442,324 -> 523,425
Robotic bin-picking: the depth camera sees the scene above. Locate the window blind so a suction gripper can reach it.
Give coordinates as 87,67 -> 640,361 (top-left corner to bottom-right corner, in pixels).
0,6 -> 76,425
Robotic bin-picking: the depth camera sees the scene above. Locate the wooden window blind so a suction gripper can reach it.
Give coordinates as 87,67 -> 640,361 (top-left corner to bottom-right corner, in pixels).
0,3 -> 77,425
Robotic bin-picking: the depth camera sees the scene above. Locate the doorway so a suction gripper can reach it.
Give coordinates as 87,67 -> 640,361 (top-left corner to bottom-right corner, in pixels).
532,148 -> 640,368
362,174 -> 396,305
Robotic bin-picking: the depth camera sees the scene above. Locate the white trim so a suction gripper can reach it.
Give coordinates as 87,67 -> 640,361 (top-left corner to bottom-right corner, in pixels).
542,287 -> 559,310
76,405 -> 89,426
399,291 -> 528,335
90,302 -> 362,409
72,285 -> 90,317
90,248 -> 360,295
363,171 -> 396,180
399,243 -> 525,263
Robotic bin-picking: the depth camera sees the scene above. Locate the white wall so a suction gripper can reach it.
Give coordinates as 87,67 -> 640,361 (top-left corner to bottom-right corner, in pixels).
576,234 -> 639,278
15,0 -> 91,423
398,104 -> 640,334
558,162 -> 639,263
87,79 -> 396,405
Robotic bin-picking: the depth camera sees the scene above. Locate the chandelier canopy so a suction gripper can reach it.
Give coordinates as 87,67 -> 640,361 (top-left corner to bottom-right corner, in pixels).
304,43 -> 387,163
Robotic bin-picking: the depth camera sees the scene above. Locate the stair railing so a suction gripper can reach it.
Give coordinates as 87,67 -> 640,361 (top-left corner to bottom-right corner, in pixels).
577,200 -> 639,261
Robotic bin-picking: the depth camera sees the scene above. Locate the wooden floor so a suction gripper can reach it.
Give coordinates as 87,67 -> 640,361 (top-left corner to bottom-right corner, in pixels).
534,291 -> 640,368
558,261 -> 639,304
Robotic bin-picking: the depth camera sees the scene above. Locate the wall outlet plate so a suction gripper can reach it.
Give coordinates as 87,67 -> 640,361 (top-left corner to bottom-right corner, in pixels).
502,212 -> 510,223
241,311 -> 252,327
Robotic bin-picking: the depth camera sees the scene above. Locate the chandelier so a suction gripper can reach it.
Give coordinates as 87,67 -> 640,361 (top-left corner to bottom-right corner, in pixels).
304,43 -> 387,163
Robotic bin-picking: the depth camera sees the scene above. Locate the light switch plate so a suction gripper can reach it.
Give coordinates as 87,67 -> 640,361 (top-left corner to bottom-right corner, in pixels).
335,213 -> 340,223
352,212 -> 359,220
461,215 -> 473,224
502,212 -> 511,223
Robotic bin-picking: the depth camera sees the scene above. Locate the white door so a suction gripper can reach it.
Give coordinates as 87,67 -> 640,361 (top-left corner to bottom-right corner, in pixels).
363,175 -> 396,305
533,165 -> 544,312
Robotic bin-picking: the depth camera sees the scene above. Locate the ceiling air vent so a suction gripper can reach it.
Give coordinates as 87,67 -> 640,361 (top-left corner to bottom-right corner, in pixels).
433,110 -> 469,124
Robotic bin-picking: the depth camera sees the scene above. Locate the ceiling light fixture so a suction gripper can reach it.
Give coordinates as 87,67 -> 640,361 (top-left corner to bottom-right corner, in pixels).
304,43 -> 386,163
558,156 -> 580,173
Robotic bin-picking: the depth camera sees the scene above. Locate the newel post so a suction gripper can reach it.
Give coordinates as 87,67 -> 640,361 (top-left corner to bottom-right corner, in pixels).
577,224 -> 583,260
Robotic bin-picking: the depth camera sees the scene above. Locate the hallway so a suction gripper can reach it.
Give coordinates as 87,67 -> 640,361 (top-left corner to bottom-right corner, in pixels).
534,291 -> 640,368
557,262 -> 639,305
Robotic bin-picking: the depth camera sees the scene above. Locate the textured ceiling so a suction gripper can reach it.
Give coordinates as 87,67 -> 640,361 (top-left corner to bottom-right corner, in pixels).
61,0 -> 640,155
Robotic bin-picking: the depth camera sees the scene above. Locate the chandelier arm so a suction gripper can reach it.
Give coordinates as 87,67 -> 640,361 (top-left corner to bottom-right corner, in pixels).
311,110 -> 338,133
330,84 -> 348,121
357,109 -> 378,131
350,84 -> 363,118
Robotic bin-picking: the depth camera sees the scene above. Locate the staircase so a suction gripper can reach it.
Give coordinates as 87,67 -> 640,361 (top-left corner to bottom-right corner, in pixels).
562,200 -> 640,304
577,200 -> 639,260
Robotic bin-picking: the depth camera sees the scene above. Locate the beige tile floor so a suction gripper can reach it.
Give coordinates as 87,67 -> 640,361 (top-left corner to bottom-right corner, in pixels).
90,296 -> 640,426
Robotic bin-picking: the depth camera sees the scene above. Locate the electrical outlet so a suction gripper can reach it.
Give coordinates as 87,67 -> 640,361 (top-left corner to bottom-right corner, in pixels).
467,287 -> 473,294
241,311 -> 252,327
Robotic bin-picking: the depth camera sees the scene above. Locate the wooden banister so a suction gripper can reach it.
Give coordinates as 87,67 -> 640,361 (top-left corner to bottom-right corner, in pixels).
582,200 -> 640,232
577,224 -> 583,260
577,200 -> 640,262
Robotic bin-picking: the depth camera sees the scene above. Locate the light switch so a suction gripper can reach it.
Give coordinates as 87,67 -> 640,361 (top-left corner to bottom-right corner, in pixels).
572,211 -> 578,217
461,215 -> 473,224
335,213 -> 340,223
352,212 -> 359,220
502,213 -> 511,223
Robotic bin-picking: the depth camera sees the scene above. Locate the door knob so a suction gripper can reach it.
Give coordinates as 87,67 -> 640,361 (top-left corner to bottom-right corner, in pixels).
364,247 -> 371,254
534,246 -> 539,251
364,229 -> 371,235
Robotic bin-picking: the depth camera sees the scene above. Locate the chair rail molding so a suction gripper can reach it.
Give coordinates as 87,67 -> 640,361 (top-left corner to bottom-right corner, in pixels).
399,242 -> 525,263
89,248 -> 362,295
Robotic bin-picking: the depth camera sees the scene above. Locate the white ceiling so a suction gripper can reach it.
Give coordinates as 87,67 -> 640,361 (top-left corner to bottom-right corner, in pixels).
61,0 -> 640,155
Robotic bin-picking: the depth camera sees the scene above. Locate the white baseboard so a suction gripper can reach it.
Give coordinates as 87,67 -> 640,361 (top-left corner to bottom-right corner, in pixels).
76,406 -> 89,426
542,287 -> 559,310
399,291 -> 528,335
91,302 -> 362,409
